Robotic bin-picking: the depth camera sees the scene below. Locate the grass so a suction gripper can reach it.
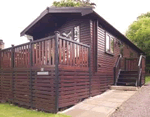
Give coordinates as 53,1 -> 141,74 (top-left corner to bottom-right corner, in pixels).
0,103 -> 69,117
145,76 -> 150,83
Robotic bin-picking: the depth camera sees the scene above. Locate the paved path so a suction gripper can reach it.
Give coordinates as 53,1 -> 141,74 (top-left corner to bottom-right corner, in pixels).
111,84 -> 150,117
60,89 -> 136,117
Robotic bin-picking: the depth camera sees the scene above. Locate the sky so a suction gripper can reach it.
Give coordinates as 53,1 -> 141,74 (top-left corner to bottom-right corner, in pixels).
0,0 -> 150,48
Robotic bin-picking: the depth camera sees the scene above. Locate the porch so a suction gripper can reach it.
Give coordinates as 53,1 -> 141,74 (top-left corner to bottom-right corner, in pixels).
0,32 -> 91,113
0,31 -> 145,113
114,54 -> 146,87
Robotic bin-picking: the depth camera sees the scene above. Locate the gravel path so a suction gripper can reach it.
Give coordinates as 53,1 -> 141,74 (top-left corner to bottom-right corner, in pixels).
110,84 -> 150,117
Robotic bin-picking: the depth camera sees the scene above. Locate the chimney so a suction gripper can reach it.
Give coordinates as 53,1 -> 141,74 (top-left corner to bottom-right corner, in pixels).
0,39 -> 4,49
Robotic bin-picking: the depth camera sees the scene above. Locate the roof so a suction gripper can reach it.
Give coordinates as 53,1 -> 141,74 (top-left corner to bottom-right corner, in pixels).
20,7 -> 144,54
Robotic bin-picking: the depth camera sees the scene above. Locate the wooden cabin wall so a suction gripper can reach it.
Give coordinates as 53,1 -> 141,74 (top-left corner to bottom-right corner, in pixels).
90,20 -> 140,96
40,18 -> 91,45
55,18 -> 92,109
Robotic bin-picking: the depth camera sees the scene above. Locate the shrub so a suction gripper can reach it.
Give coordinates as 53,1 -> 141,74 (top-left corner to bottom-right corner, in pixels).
52,0 -> 94,7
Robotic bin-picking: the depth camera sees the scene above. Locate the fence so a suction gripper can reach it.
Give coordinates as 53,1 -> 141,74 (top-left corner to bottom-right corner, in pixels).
0,31 -> 91,113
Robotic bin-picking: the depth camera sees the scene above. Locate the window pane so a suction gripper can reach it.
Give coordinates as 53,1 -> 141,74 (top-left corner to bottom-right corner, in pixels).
106,35 -> 110,52
110,38 -> 114,53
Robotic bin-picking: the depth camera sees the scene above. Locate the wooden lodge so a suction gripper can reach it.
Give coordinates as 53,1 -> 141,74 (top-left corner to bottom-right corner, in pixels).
0,7 -> 146,113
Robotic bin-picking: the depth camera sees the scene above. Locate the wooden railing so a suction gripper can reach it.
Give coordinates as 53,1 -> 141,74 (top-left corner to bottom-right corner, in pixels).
137,54 -> 146,86
114,54 -> 122,85
0,32 -> 90,69
58,35 -> 90,68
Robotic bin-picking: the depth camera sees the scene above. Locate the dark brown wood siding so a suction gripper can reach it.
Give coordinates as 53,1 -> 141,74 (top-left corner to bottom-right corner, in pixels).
58,66 -> 89,108
39,18 -> 91,46
90,21 -> 140,96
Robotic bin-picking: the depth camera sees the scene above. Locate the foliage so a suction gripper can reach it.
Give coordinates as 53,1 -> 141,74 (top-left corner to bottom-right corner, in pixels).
137,12 -> 150,19
145,76 -> 150,83
0,103 -> 68,117
125,12 -> 150,73
52,0 -> 94,7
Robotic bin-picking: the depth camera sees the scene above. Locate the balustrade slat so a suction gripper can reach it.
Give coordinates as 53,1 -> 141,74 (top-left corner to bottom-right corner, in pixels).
59,39 -> 62,64
72,43 -> 75,66
66,41 -> 69,65
49,40 -> 51,65
70,43 -> 72,66
52,39 -> 55,65
63,40 -> 65,64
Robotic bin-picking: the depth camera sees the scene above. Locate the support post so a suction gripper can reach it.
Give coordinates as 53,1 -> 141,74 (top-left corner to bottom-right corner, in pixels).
29,40 -> 33,108
88,46 -> 92,97
114,67 -> 116,85
124,58 -> 126,71
54,31 -> 60,113
0,48 -> 2,102
11,45 -> 14,103
0,48 -> 1,70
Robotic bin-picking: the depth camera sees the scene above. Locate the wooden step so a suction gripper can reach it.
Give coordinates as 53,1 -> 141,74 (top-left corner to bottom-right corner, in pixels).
119,74 -> 138,78
110,86 -> 139,91
118,78 -> 136,83
120,71 -> 138,74
117,81 -> 136,86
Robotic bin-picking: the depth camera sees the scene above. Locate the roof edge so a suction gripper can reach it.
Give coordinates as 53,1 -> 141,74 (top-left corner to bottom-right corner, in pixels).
20,7 -> 93,37
20,7 -> 49,37
92,11 -> 145,54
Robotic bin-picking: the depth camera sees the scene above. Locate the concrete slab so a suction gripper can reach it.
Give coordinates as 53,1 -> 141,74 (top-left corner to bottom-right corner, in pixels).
79,110 -> 107,117
59,89 -> 137,117
64,108 -> 87,117
91,106 -> 114,114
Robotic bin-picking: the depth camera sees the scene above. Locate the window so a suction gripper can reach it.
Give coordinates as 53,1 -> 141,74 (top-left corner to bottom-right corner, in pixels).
106,33 -> 114,54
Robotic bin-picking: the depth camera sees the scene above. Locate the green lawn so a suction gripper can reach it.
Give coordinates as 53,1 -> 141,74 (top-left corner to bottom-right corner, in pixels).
145,76 -> 150,83
0,103 -> 69,117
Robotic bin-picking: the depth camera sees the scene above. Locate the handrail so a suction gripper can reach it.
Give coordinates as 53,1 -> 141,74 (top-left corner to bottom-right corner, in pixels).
58,35 -> 90,48
115,69 -> 121,85
137,54 -> 145,86
137,68 -> 142,86
115,54 -> 122,68
114,54 -> 122,85
1,35 -> 55,51
138,55 -> 143,67
32,35 -> 55,44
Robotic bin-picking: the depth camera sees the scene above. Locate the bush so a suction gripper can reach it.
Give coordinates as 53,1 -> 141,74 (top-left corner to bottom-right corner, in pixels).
52,0 -> 93,7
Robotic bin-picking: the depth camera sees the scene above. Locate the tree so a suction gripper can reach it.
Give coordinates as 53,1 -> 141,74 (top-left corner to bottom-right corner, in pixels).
52,0 -> 95,7
126,12 -> 150,73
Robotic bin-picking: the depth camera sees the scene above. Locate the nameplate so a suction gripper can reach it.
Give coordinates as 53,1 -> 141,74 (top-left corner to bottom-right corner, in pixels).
37,71 -> 49,75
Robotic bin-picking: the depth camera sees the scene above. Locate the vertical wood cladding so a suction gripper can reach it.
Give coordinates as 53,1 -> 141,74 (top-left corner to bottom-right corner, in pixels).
90,21 -> 140,96
44,18 -> 91,46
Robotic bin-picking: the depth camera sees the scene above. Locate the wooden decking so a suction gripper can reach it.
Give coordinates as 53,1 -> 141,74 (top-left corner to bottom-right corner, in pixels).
0,33 -> 91,113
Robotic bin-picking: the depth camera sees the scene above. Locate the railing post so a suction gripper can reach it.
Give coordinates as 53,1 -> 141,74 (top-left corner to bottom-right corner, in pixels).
0,48 -> 2,102
11,45 -> 14,68
114,67 -> 116,85
11,45 -> 14,103
54,31 -> 60,113
0,48 -> 1,70
124,58 -> 126,71
29,39 -> 33,108
88,46 -> 92,97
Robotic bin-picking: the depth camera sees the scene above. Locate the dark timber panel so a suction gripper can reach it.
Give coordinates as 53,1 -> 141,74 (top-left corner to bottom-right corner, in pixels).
13,68 -> 30,106
0,69 -> 13,102
32,67 -> 56,112
58,65 -> 89,108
